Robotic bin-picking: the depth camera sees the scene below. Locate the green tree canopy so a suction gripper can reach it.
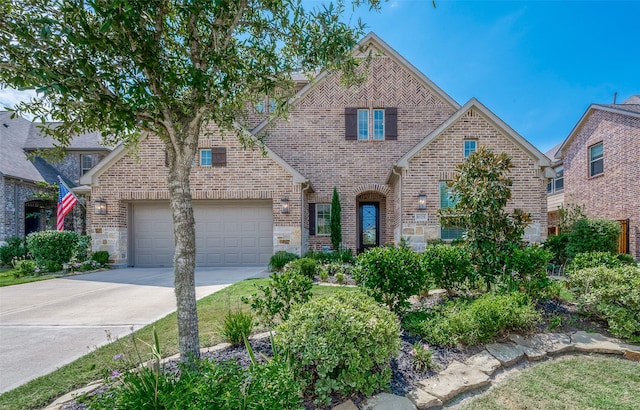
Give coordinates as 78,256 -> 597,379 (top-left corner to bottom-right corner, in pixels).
1,0 -> 382,360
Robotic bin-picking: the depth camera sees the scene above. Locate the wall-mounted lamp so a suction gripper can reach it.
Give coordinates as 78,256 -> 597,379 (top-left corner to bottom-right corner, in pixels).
417,193 -> 427,210
94,200 -> 107,215
280,198 -> 290,214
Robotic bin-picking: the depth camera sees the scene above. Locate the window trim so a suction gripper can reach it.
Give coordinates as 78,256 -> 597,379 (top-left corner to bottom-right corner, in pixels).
200,149 -> 212,167
589,142 -> 603,177
315,203 -> 331,236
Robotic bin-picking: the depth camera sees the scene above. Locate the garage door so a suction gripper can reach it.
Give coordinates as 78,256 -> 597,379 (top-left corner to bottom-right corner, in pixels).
131,201 -> 273,267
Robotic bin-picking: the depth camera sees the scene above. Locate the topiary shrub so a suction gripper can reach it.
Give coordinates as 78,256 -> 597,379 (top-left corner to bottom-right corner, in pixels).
269,250 -> 299,271
26,230 -> 79,266
242,270 -> 313,327
404,292 -> 541,347
0,237 -> 28,267
90,250 -> 110,266
275,290 -> 400,406
566,218 -> 621,259
353,245 -> 426,312
422,244 -> 474,295
568,265 -> 640,342
285,257 -> 318,279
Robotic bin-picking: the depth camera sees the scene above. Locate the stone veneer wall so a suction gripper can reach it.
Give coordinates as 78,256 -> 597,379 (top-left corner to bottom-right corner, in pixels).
563,109 -> 640,259
402,108 -> 548,251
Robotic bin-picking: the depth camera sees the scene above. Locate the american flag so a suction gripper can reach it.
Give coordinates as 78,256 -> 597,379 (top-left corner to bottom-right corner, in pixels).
57,177 -> 78,231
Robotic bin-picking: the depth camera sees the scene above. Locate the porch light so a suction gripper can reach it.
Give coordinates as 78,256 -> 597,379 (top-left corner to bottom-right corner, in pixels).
417,193 -> 427,210
281,198 -> 290,214
95,200 -> 107,215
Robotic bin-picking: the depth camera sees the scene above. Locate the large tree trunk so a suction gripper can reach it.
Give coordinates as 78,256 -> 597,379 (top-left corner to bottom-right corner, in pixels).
166,124 -> 200,361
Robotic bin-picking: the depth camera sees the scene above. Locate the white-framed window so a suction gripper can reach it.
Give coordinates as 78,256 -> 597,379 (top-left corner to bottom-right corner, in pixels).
464,140 -> 477,158
200,149 -> 212,166
439,181 -> 464,240
255,97 -> 276,114
81,154 -> 93,175
547,166 -> 564,193
589,142 -> 603,177
315,204 -> 331,235
357,108 -> 384,140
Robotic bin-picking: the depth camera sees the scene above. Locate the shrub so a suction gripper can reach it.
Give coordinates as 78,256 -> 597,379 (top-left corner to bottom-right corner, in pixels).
336,272 -> 345,284
91,250 -> 110,266
286,257 -> 318,279
353,245 -> 426,312
617,253 -> 639,266
74,235 -> 91,261
566,251 -> 624,272
26,230 -> 79,266
0,237 -> 28,267
268,250 -> 299,271
319,269 -> 329,281
403,292 -> 541,347
568,265 -> 640,342
43,260 -> 62,273
14,259 -> 38,277
275,290 -> 400,406
242,270 -> 312,327
543,232 -> 570,268
422,244 -> 473,294
304,248 -> 354,264
503,245 -> 553,298
566,218 -> 621,259
220,309 -> 254,346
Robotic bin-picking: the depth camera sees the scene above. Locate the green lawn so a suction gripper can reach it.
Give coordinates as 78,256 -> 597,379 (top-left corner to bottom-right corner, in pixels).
0,268 -> 62,287
461,355 -> 640,410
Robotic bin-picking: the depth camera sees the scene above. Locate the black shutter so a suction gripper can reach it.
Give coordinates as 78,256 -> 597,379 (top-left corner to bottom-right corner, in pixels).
345,108 -> 357,140
212,147 -> 226,167
385,107 -> 397,140
309,203 -> 316,235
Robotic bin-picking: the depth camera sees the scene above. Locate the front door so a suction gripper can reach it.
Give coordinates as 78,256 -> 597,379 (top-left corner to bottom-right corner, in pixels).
359,202 -> 379,253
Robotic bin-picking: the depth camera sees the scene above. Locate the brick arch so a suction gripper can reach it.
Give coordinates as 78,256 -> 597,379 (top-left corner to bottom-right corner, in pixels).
352,183 -> 391,197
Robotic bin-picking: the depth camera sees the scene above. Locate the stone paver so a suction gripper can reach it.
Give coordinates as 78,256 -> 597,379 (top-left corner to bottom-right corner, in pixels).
623,349 -> 640,361
333,400 -> 359,410
571,331 -> 625,354
362,392 -> 417,410
507,334 -> 547,360
519,333 -> 573,355
418,360 -> 490,403
407,388 -> 443,410
485,343 -> 525,367
464,351 -> 502,375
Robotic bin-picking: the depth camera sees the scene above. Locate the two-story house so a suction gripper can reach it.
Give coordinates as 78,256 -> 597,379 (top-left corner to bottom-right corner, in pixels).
0,112 -> 110,241
554,95 -> 640,258
80,33 -> 553,267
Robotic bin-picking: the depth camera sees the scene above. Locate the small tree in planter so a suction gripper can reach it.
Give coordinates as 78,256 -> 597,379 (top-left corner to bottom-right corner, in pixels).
330,187 -> 342,250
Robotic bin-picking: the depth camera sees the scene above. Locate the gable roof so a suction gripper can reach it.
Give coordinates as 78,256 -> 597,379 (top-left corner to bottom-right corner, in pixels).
394,98 -> 552,170
556,97 -> 640,159
0,112 -> 44,182
251,31 -> 460,136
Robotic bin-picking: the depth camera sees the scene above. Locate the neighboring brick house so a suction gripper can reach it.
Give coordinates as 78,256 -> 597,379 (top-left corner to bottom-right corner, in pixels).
555,95 -> 640,258
0,112 -> 110,241
80,33 -> 553,267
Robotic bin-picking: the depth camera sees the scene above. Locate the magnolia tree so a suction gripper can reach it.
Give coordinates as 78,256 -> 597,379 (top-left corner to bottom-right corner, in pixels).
0,0 -> 382,360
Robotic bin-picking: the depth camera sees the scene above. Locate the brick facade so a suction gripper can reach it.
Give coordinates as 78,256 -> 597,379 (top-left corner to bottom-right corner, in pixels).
82,33 -> 551,265
561,106 -> 640,259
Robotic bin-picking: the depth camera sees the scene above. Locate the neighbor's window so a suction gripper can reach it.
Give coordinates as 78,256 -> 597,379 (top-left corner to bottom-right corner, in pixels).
439,181 -> 464,240
464,140 -> 477,158
548,166 -> 564,193
81,154 -> 93,175
315,204 -> 331,235
200,149 -> 212,166
589,142 -> 603,177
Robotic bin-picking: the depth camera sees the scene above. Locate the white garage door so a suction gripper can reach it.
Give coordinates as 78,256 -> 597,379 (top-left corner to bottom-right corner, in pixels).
132,201 -> 273,267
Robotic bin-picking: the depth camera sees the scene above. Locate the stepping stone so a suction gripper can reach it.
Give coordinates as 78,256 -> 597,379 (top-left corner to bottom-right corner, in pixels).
407,388 -> 443,410
333,400 -> 358,410
464,351 -> 502,375
508,336 -> 548,361
485,343 -> 525,367
418,360 -> 490,403
512,333 -> 573,355
623,349 -> 640,361
571,331 -> 625,354
361,392 -> 417,410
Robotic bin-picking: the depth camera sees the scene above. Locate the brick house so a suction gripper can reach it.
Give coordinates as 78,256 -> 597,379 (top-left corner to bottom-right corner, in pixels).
554,95 -> 640,258
80,33 -> 553,267
0,112 -> 110,242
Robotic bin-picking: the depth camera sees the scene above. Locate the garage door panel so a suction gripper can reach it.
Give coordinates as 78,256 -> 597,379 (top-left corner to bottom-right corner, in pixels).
133,201 -> 272,267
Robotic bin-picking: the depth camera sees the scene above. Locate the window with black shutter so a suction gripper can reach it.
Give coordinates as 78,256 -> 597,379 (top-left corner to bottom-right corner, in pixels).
385,107 -> 397,140
345,108 -> 357,140
212,147 -> 227,167
309,203 -> 316,235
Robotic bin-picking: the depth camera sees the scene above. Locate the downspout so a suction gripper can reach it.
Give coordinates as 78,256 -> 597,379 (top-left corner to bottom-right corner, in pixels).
391,167 -> 402,244
301,182 -> 310,256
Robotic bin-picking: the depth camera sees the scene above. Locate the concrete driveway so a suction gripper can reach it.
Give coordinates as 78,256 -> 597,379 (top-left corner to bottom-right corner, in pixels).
0,266 -> 267,393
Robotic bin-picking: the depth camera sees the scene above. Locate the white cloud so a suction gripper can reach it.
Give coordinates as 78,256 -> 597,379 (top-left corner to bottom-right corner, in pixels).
0,87 -> 37,111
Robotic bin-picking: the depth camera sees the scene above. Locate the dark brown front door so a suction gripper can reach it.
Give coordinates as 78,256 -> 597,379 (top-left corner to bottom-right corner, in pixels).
359,202 -> 379,253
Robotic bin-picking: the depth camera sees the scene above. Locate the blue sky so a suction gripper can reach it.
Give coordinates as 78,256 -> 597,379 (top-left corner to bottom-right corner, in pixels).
1,1 -> 638,153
